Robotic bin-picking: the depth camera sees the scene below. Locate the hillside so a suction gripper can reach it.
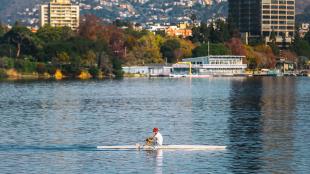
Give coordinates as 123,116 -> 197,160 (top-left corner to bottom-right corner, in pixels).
296,0 -> 310,14
0,0 -> 309,25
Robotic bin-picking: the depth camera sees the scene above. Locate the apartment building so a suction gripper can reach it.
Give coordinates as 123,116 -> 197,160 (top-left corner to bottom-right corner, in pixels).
229,0 -> 295,46
40,0 -> 80,30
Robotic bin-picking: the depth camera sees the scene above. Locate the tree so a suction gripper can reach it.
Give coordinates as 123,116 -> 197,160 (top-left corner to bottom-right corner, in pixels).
225,38 -> 246,56
269,42 -> 280,56
129,33 -> 164,65
0,22 -> 5,37
3,26 -> 41,58
81,50 -> 97,67
190,22 -> 209,44
292,40 -> 310,57
79,14 -> 102,41
179,39 -> 195,58
193,43 -> 231,57
54,51 -> 70,65
304,31 -> 310,45
36,25 -> 62,43
270,30 -> 277,44
281,33 -> 287,48
160,39 -> 181,63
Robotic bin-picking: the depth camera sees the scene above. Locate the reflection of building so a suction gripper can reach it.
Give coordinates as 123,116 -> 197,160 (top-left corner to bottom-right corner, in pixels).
40,0 -> 80,30
229,77 -> 296,173
259,78 -> 296,173
229,78 -> 264,173
229,0 -> 295,46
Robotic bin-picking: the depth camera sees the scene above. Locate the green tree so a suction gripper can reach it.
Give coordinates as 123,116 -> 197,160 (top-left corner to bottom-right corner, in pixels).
81,50 -> 97,67
190,22 -> 209,44
293,40 -> 310,57
112,58 -> 123,78
304,31 -> 310,45
269,42 -> 280,56
3,26 -> 41,58
192,43 -> 231,57
54,51 -> 70,65
130,33 -> 164,64
36,25 -> 62,43
0,22 -> 5,37
160,39 -> 181,63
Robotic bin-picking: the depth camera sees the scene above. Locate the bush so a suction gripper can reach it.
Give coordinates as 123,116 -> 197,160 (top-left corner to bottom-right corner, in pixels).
61,64 -> 82,77
112,58 -> 124,78
88,66 -> 99,78
47,65 -> 57,75
0,68 -> 7,79
22,59 -> 37,73
36,63 -> 47,74
13,59 -> 37,73
0,57 -> 15,69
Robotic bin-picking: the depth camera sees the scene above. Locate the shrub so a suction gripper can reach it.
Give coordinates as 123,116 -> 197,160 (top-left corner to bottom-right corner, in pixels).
112,58 -> 124,78
61,64 -> 82,77
0,57 -> 15,69
22,59 -> 37,73
47,65 -> 57,75
36,63 -> 47,74
88,66 -> 99,78
0,68 -> 7,79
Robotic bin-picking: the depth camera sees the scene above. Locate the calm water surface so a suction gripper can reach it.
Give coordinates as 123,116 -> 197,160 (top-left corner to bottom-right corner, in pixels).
0,77 -> 310,173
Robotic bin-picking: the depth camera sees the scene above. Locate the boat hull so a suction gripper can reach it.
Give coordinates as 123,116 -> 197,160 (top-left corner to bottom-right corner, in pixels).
97,145 -> 226,151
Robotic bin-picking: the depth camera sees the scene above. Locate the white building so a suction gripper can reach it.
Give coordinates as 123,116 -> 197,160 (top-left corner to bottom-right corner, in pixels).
172,55 -> 247,76
299,23 -> 309,38
40,0 -> 80,30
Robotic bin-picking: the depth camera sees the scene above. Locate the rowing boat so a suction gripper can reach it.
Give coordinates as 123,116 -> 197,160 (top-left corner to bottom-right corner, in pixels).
97,144 -> 226,151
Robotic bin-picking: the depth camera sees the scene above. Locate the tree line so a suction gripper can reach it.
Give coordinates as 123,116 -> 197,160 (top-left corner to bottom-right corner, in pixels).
1,15 -> 310,79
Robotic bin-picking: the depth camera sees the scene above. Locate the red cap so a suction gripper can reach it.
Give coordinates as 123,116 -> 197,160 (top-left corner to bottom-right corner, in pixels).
153,128 -> 159,132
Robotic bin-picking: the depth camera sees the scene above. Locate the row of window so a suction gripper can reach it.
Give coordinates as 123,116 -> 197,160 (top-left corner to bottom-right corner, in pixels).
262,21 -> 294,25
263,15 -> 294,19
262,26 -> 294,30
263,5 -> 294,9
263,10 -> 294,15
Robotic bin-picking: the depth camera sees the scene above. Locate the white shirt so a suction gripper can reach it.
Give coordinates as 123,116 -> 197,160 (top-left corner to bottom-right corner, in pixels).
154,132 -> 163,146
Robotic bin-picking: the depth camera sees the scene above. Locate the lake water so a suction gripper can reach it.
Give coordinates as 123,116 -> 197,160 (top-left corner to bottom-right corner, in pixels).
0,77 -> 310,174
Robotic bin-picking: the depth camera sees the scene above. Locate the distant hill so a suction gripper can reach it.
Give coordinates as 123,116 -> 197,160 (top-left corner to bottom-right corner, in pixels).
296,5 -> 310,24
0,0 -> 309,25
0,0 -> 48,22
296,0 -> 310,14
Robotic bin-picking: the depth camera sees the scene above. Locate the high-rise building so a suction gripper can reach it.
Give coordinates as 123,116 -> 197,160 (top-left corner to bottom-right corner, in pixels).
228,0 -> 295,46
40,0 -> 80,30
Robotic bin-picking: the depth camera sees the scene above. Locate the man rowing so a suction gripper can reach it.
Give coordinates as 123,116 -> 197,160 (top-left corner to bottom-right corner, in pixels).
145,127 -> 163,146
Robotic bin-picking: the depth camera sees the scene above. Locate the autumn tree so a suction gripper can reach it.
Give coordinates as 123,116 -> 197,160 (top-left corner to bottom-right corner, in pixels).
225,38 -> 246,56
128,33 -> 164,65
79,14 -> 102,41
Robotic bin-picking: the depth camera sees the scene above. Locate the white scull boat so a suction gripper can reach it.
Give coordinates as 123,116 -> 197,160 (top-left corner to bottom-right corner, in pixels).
97,144 -> 226,151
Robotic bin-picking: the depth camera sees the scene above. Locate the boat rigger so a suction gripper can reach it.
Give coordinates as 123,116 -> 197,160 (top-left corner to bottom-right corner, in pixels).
97,144 -> 226,151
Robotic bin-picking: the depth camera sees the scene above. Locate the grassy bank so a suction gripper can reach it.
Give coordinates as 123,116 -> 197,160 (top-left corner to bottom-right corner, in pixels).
0,57 -> 121,80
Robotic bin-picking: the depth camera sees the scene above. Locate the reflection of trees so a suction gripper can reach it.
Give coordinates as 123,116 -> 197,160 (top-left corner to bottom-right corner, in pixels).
228,78 -> 264,173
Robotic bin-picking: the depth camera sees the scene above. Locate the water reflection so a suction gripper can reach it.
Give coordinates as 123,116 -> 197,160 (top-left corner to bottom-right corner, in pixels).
229,77 -> 296,173
260,77 -> 296,173
145,150 -> 163,174
229,77 -> 264,173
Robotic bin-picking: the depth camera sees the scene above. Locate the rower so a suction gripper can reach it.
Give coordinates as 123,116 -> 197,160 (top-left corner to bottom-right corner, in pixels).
152,127 -> 163,146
